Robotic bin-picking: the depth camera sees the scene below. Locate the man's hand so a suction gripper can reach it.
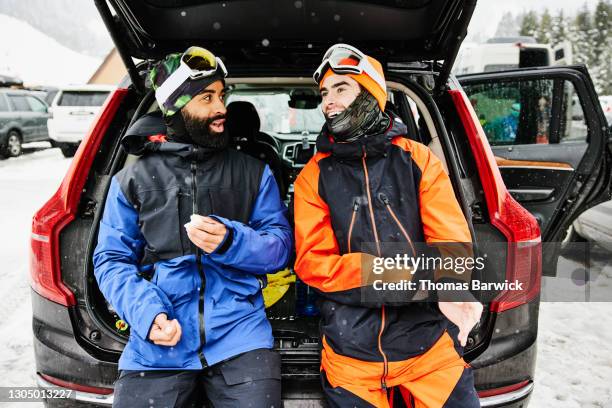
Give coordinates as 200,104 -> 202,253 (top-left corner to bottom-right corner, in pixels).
438,301 -> 483,347
148,313 -> 182,346
185,215 -> 227,254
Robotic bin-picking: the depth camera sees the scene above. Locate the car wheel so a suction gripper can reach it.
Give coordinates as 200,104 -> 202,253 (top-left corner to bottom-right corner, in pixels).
60,144 -> 78,158
3,131 -> 23,157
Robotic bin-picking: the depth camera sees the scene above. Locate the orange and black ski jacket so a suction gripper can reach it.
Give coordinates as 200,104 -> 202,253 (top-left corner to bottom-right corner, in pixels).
294,117 -> 472,364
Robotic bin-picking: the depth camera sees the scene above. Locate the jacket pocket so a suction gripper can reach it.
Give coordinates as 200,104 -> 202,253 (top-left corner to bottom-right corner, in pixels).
137,186 -> 184,260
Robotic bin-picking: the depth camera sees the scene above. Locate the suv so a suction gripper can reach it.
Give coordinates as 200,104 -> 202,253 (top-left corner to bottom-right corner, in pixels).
0,88 -> 50,158
30,0 -> 611,407
47,85 -> 115,157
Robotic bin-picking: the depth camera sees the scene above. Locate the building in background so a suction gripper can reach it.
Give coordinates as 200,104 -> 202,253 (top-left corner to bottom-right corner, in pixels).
88,48 -> 126,85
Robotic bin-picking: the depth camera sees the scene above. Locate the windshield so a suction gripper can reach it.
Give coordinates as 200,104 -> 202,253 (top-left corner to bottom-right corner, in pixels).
226,89 -> 325,138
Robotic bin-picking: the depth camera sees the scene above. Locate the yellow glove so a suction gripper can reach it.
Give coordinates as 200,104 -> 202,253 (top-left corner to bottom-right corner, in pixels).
263,269 -> 296,308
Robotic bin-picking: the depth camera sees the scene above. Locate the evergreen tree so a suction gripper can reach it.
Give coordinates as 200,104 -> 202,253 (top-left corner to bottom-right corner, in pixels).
520,11 -> 539,38
551,10 -> 568,46
570,4 -> 595,68
592,0 -> 612,94
537,9 -> 553,44
495,11 -> 520,38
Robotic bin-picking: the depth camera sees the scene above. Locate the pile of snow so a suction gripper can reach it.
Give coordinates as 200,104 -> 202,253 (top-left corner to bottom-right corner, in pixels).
0,14 -> 102,87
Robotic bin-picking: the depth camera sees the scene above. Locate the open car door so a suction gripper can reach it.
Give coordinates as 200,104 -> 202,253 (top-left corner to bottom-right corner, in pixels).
459,66 -> 611,275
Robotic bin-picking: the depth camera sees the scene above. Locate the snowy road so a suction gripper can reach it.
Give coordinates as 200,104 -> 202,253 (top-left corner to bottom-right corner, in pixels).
0,146 -> 610,407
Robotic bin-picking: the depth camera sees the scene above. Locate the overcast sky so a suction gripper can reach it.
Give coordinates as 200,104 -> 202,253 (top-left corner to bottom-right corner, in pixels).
467,0 -> 601,41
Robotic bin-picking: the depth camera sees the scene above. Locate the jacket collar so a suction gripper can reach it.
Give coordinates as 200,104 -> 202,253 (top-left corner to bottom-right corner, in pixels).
121,112 -> 224,161
316,114 -> 408,159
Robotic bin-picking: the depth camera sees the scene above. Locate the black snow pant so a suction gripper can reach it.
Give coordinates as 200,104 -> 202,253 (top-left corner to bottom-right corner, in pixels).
112,348 -> 281,408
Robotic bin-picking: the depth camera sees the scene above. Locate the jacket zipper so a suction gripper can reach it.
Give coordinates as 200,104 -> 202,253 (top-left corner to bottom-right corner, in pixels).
347,199 -> 359,253
378,193 -> 417,257
360,147 -> 388,391
191,150 -> 208,367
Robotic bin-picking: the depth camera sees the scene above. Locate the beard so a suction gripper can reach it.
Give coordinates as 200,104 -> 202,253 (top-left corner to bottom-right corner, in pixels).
181,110 -> 230,150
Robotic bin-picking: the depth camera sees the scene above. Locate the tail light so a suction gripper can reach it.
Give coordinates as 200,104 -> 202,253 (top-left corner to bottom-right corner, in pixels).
449,89 -> 542,313
478,380 -> 532,399
39,373 -> 114,395
30,89 -> 128,306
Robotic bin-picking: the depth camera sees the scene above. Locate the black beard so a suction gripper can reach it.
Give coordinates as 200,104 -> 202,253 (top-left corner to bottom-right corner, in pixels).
181,111 -> 230,150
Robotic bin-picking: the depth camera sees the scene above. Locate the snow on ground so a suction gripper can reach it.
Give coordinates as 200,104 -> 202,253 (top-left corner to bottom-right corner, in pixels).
0,145 -> 71,407
532,302 -> 612,407
0,14 -> 101,86
0,147 -> 610,407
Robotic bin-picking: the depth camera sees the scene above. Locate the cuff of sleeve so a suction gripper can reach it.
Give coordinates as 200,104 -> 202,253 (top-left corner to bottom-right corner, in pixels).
133,303 -> 168,343
207,215 -> 235,255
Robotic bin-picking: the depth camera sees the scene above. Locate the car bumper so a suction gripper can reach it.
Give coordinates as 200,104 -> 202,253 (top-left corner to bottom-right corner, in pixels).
48,131 -> 83,144
36,373 -> 533,407
33,291 -> 538,408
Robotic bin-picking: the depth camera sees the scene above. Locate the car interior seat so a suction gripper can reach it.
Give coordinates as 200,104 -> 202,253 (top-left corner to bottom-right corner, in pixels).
226,101 -> 287,197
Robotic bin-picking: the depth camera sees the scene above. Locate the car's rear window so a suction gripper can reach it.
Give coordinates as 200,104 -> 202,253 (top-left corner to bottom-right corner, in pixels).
58,91 -> 109,107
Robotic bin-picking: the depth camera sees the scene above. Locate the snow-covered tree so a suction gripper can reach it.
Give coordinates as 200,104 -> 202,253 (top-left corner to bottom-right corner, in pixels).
520,11 -> 539,38
569,4 -> 595,69
536,9 -> 553,44
495,12 -> 520,37
551,10 -> 569,46
591,0 -> 612,94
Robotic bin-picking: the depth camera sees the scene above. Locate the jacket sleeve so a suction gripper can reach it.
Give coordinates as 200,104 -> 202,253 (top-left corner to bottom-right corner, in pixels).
93,177 -> 174,342
208,165 -> 292,274
293,158 -> 397,307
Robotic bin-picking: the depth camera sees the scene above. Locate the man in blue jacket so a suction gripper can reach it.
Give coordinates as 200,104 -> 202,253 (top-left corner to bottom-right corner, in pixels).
93,46 -> 292,407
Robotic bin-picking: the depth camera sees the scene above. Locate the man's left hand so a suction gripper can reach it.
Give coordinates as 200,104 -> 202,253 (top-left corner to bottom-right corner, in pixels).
185,215 -> 227,253
438,301 -> 483,347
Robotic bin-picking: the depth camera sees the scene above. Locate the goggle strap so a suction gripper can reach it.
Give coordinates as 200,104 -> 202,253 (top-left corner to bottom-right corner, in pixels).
155,63 -> 191,107
359,61 -> 387,93
314,58 -> 387,94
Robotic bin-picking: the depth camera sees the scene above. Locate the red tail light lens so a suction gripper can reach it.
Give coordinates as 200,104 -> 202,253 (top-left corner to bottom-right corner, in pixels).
30,89 -> 128,306
449,89 -> 542,313
40,373 -> 114,395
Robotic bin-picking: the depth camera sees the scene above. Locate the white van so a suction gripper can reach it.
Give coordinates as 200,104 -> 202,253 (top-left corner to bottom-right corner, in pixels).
48,85 -> 115,157
454,37 -> 572,75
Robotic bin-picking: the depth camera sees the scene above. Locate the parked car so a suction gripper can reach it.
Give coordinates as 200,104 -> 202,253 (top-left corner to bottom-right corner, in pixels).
47,84 -> 115,157
0,88 -> 50,158
30,0 -> 610,407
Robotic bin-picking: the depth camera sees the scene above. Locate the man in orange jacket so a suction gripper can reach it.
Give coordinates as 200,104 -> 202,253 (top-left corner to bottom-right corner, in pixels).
293,44 -> 483,407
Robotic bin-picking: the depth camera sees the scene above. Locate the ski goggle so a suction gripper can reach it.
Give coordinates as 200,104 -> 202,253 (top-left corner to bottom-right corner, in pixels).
155,46 -> 228,107
313,44 -> 386,91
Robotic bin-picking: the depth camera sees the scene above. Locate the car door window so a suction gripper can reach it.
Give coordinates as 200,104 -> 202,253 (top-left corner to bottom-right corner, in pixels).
0,95 -> 9,112
26,96 -> 48,113
8,95 -> 32,112
464,79 -> 588,146
560,82 -> 588,143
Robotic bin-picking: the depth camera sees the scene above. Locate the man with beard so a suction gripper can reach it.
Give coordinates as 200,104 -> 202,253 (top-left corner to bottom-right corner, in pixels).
94,47 -> 291,407
293,44 -> 483,407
